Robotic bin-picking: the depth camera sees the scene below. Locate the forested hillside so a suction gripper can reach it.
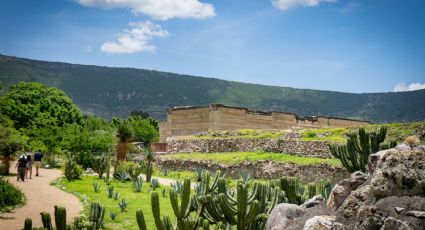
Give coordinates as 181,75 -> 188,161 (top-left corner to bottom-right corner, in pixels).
1,54 -> 424,123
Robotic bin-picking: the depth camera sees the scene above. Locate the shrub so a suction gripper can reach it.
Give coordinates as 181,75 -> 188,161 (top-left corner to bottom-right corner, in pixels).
0,176 -> 24,210
64,154 -> 83,181
74,151 -> 94,169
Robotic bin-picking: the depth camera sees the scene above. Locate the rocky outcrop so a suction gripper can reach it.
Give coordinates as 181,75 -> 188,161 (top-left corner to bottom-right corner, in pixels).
156,158 -> 348,182
266,138 -> 425,230
167,138 -> 333,158
266,204 -> 306,230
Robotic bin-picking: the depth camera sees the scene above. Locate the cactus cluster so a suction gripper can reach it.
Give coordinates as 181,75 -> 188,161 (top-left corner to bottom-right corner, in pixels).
329,127 -> 394,172
93,153 -> 110,179
89,202 -> 105,230
24,206 -> 72,230
277,177 -> 332,205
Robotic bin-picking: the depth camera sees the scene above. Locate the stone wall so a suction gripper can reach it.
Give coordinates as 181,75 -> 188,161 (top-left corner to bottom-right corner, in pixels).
167,138 -> 333,158
159,104 -> 370,142
156,158 -> 348,183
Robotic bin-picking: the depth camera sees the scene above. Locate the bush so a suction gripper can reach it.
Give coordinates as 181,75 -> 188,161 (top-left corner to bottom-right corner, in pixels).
74,151 -> 94,169
64,154 -> 83,181
0,176 -> 24,210
0,163 -> 6,176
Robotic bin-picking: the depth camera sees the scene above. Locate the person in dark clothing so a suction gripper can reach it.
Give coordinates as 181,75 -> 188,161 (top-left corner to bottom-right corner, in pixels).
16,155 -> 27,181
34,150 -> 43,176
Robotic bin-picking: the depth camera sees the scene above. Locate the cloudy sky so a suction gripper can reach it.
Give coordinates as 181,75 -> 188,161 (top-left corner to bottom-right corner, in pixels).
0,0 -> 424,93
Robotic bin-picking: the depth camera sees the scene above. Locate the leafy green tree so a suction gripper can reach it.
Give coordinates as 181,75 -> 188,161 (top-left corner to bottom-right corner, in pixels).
127,116 -> 158,144
0,116 -> 26,174
2,82 -> 82,130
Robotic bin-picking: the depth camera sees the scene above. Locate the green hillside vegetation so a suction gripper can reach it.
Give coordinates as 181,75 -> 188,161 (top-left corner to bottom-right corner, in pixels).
1,54 -> 425,122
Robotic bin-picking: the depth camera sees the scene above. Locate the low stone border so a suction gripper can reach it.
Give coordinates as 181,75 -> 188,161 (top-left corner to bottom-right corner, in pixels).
167,138 -> 333,158
156,158 -> 348,183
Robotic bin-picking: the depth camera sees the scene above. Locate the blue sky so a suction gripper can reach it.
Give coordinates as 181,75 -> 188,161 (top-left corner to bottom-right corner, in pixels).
0,0 -> 424,93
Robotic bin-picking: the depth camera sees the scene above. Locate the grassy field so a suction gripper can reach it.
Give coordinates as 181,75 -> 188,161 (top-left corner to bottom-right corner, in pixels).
184,122 -> 424,144
58,176 -> 174,230
160,152 -> 342,166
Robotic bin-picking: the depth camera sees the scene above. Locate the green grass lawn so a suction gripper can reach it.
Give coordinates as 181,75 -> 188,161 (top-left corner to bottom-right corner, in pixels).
58,176 -> 174,230
161,152 -> 341,166
152,166 -> 197,180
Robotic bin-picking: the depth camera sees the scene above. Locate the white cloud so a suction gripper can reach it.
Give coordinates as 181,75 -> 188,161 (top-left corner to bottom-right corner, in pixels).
272,0 -> 337,10
393,82 -> 425,92
101,21 -> 169,54
76,0 -> 215,20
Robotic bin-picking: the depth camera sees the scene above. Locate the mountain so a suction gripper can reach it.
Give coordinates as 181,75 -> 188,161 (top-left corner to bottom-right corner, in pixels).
0,54 -> 424,123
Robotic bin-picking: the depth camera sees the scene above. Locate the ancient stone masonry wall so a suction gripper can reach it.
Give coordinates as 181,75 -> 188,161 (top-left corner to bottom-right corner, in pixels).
159,104 -> 370,142
156,158 -> 348,183
167,138 -> 333,158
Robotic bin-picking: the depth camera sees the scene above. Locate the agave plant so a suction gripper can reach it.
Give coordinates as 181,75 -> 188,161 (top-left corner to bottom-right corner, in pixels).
132,177 -> 144,192
150,178 -> 159,190
161,167 -> 169,176
109,210 -> 118,221
107,186 -> 114,198
93,182 -> 101,193
113,191 -> 120,200
118,199 -> 128,212
170,180 -> 183,197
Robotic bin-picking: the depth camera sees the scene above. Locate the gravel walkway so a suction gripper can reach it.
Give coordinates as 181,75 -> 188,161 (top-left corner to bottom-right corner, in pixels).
0,165 -> 83,230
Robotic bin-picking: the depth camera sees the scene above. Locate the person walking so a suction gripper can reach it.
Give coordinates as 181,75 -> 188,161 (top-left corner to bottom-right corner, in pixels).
34,149 -> 43,176
26,153 -> 33,179
15,155 -> 27,181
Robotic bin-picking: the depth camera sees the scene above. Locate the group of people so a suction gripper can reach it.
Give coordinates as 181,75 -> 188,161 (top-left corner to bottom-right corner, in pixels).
16,150 -> 43,182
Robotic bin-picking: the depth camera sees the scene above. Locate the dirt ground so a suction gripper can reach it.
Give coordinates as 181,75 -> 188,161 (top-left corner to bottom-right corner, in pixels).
0,165 -> 83,230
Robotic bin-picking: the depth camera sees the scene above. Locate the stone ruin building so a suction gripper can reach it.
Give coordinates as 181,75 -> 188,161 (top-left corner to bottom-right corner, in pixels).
158,104 -> 369,142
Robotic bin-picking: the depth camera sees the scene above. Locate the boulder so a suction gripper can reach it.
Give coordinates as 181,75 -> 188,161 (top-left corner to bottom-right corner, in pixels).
327,171 -> 367,209
380,217 -> 413,230
265,203 -> 305,230
370,147 -> 425,199
404,135 -> 421,148
301,195 -> 325,209
340,185 -> 373,218
303,215 -> 344,230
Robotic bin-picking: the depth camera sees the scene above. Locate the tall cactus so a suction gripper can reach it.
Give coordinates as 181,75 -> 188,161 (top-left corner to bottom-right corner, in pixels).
330,127 -> 389,172
54,205 -> 67,230
136,210 -> 147,230
41,212 -> 53,230
89,201 -> 105,230
24,218 -> 32,230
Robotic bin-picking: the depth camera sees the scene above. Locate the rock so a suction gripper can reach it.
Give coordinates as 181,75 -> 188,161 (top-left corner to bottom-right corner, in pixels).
266,203 -> 306,230
370,147 -> 425,199
327,171 -> 367,209
303,215 -> 344,230
85,168 -> 94,174
380,217 -> 413,230
302,195 -> 324,209
404,136 -> 421,148
340,185 -> 373,218
395,207 -> 406,214
406,211 -> 425,219
395,143 -> 412,151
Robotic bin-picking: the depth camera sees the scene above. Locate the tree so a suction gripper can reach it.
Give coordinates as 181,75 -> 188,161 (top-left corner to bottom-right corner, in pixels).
0,116 -> 26,174
2,82 -> 82,130
127,116 -> 158,144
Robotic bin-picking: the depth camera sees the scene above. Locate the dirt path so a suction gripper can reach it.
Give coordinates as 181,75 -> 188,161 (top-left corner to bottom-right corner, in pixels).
0,165 -> 83,230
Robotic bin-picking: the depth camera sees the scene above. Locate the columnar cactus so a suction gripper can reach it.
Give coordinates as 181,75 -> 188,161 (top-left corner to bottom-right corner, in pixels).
330,127 -> 389,172
24,218 -> 32,230
54,205 -> 67,230
40,212 -> 53,230
136,210 -> 147,230
89,201 -> 105,230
